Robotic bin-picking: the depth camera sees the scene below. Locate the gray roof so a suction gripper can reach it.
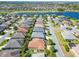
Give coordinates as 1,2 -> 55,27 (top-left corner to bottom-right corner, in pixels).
0,25 -> 6,32
0,49 -> 20,57
32,32 -> 45,39
10,39 -> 24,45
61,31 -> 76,40
23,21 -> 33,25
21,24 -> 31,28
33,27 -> 44,33
3,40 -> 21,49
11,32 -> 25,39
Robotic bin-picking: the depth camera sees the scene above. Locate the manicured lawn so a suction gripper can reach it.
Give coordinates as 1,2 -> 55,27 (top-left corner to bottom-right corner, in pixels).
54,28 -> 75,57
0,39 -> 8,46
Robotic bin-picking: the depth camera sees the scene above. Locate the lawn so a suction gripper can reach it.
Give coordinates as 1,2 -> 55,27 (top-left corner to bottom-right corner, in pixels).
0,39 -> 8,46
54,28 -> 75,57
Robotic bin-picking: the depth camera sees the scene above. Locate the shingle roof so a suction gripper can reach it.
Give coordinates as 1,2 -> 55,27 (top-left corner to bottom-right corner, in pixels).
0,49 -> 20,57
32,32 -> 45,39
61,31 -> 76,40
3,40 -> 21,49
11,32 -> 25,39
0,25 -> 6,32
33,27 -> 44,33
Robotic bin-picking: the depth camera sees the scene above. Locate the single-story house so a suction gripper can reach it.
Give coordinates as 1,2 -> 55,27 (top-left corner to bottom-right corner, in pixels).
71,44 -> 79,57
0,25 -> 6,32
9,38 -> 24,45
32,52 -> 44,57
74,31 -> 79,38
63,20 -> 73,25
17,27 -> 28,33
2,40 -> 21,49
33,27 -> 44,33
20,24 -> 31,28
32,38 -> 44,40
28,39 -> 45,52
23,20 -> 33,25
32,32 -> 45,39
35,24 -> 44,28
61,31 -> 76,40
0,49 -> 20,57
11,32 -> 25,39
35,21 -> 43,24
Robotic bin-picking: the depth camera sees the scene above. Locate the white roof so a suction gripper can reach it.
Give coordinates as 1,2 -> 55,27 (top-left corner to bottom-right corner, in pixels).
61,31 -> 76,40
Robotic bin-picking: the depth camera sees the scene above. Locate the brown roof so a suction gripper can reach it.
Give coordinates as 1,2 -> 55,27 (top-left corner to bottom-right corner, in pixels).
17,27 -> 28,33
35,24 -> 44,28
28,39 -> 45,50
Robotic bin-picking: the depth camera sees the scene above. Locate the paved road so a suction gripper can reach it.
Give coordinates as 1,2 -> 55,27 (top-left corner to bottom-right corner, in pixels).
47,16 -> 65,57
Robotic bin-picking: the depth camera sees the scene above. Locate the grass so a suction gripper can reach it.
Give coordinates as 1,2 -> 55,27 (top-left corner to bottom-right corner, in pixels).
54,26 -> 75,57
0,39 -> 8,46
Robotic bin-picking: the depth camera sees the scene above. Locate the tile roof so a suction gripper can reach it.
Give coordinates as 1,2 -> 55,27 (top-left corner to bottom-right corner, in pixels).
35,24 -> 44,28
17,27 -> 28,33
28,39 -> 45,50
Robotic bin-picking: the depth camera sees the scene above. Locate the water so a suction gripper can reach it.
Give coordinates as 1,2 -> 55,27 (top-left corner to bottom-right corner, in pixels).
16,12 -> 79,20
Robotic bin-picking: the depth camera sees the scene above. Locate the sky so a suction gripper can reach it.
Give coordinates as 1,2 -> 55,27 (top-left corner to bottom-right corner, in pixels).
0,0 -> 79,1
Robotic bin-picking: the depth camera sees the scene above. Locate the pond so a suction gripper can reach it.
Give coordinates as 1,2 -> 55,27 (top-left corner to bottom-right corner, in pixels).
15,12 -> 79,20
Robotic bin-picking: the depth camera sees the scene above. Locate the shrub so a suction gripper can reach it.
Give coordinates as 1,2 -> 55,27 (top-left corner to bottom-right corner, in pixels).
0,32 -> 6,35
64,45 -> 69,52
47,39 -> 55,45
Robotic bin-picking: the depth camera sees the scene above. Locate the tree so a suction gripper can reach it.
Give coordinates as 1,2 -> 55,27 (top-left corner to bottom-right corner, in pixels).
64,45 -> 69,52
57,8 -> 65,11
0,32 -> 6,35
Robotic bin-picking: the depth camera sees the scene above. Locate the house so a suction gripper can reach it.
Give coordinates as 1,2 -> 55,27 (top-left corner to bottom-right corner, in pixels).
0,25 -> 6,32
23,20 -> 33,25
33,27 -> 44,33
74,31 -> 79,38
17,27 -> 28,33
63,20 -> 73,25
11,32 -> 25,39
10,38 -> 24,46
28,39 -> 45,52
20,24 -> 31,28
71,44 -> 79,57
61,30 -> 76,40
35,21 -> 43,24
32,32 -> 45,39
0,49 -> 20,57
32,38 -> 44,40
32,52 -> 44,57
35,24 -> 44,28
2,40 -> 21,49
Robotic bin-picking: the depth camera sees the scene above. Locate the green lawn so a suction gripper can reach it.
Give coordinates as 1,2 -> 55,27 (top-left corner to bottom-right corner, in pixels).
0,39 -> 8,46
54,28 -> 75,57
